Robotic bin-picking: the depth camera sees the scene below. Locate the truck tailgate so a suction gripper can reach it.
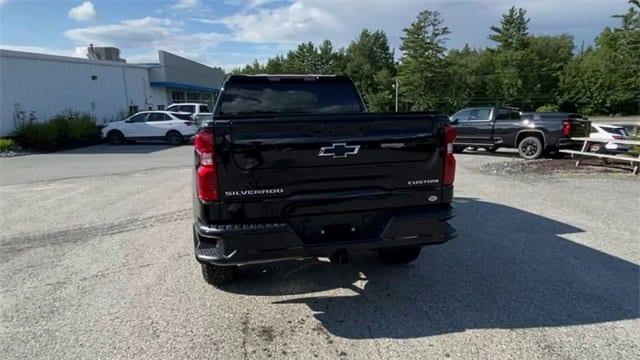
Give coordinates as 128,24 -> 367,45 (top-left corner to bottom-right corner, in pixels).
215,112 -> 448,202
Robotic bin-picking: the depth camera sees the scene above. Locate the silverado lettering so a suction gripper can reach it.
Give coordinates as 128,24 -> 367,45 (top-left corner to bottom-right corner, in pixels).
192,75 -> 458,285
224,189 -> 285,196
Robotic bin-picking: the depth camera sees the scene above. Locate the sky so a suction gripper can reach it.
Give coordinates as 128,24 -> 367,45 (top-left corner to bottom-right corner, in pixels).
0,0 -> 629,70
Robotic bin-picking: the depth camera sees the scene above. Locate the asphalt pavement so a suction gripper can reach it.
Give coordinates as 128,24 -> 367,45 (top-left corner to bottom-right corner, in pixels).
1,144 -> 638,359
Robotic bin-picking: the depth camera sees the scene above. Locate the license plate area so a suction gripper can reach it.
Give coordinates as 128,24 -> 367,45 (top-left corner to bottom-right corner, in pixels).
322,223 -> 358,240
296,212 -> 387,246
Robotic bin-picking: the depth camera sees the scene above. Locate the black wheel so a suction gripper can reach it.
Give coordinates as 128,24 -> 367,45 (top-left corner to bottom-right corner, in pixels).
378,246 -> 422,264
107,130 -> 125,144
588,143 -> 603,153
518,136 -> 543,160
166,131 -> 183,145
201,263 -> 236,286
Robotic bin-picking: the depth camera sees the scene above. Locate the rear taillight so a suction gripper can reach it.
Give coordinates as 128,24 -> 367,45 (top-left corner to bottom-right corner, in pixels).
562,119 -> 572,137
612,134 -> 624,140
183,121 -> 195,126
443,125 -> 456,186
194,130 -> 218,201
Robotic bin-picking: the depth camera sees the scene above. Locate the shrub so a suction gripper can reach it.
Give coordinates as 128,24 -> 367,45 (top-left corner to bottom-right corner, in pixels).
536,104 -> 560,112
12,110 -> 100,151
0,138 -> 17,152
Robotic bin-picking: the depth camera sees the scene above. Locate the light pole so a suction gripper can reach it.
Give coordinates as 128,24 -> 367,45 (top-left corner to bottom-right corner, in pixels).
393,78 -> 399,112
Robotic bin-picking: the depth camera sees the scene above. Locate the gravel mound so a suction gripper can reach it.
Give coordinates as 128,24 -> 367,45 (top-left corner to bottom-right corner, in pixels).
480,158 -> 633,178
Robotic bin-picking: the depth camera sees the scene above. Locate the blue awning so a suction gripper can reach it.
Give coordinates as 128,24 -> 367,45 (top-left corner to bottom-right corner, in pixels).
150,81 -> 218,93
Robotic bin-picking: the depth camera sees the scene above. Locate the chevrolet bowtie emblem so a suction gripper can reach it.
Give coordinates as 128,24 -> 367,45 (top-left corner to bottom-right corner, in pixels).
318,143 -> 361,158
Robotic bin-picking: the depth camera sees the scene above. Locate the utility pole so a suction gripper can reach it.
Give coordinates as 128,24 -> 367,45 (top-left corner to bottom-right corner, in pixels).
394,78 -> 399,112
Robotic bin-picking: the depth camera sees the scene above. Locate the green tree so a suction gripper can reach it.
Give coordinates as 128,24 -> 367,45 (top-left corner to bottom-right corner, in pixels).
317,40 -> 344,74
559,0 -> 640,114
446,45 -> 493,110
485,7 -> 531,108
397,10 -> 450,111
489,6 -> 530,50
284,42 -> 321,73
524,34 -> 574,109
344,29 -> 396,111
263,55 -> 287,74
232,60 -> 264,75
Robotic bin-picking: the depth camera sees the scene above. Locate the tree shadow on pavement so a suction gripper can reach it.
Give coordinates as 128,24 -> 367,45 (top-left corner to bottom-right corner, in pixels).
222,198 -> 640,339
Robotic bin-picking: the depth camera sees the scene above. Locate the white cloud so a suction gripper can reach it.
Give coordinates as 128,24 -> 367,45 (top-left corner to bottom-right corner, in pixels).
212,0 -> 626,50
68,1 -> 97,22
172,0 -> 200,10
214,1 -> 344,44
64,17 -> 227,64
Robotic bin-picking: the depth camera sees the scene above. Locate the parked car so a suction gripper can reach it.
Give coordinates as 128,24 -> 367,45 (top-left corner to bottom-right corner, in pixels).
192,75 -> 458,285
588,123 -> 630,153
102,111 -> 198,145
166,103 -> 213,124
450,107 -> 590,159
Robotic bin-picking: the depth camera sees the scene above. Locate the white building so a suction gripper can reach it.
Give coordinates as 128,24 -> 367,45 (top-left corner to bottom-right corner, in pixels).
0,48 -> 225,136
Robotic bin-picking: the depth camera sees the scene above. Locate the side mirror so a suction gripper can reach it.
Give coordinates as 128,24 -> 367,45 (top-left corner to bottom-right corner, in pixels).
450,118 -> 459,125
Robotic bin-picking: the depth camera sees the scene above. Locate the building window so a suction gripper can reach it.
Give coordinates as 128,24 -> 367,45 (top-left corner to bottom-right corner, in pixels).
128,105 -> 139,115
157,105 -> 164,110
91,75 -> 98,80
172,91 -> 185,103
187,92 -> 200,101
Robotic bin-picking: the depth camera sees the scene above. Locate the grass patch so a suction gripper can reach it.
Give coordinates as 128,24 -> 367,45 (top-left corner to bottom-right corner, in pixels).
0,138 -> 17,152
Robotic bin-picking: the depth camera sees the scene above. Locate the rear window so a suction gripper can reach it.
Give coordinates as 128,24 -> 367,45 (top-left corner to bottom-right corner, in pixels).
217,77 -> 364,116
179,105 -> 196,113
496,109 -> 520,120
602,127 -> 627,136
199,105 -> 210,113
171,113 -> 193,120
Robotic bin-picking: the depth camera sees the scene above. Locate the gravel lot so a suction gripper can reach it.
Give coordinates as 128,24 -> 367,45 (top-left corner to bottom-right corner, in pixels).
1,145 -> 638,359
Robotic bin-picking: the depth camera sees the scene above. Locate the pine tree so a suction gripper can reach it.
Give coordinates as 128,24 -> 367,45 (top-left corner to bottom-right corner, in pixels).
489,6 -> 529,50
559,0 -> 640,114
397,10 -> 450,111
344,29 -> 396,111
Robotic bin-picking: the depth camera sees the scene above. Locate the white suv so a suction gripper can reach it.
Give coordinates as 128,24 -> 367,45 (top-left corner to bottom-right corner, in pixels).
166,103 -> 213,124
102,111 -> 198,145
588,123 -> 630,153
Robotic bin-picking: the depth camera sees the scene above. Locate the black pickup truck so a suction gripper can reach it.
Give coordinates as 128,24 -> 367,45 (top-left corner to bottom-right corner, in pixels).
450,107 -> 590,159
192,75 -> 457,285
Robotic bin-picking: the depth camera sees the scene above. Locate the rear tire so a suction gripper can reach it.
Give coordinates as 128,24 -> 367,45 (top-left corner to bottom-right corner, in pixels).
166,131 -> 183,146
518,136 -> 543,160
201,263 -> 236,286
588,143 -> 603,153
378,246 -> 422,264
107,130 -> 125,145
